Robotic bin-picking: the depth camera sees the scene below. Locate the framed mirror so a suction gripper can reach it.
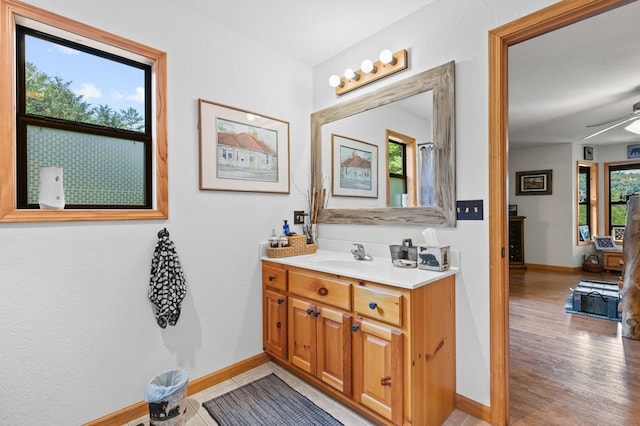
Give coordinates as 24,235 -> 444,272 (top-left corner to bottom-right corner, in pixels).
311,61 -> 456,226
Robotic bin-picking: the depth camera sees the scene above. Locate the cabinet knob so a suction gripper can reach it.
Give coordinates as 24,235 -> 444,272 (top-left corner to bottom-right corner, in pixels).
277,298 -> 284,305
380,376 -> 391,386
276,321 -> 281,329
268,275 -> 276,281
306,308 -> 314,315
317,287 -> 328,296
368,302 -> 378,310
351,324 -> 359,332
313,310 -> 320,318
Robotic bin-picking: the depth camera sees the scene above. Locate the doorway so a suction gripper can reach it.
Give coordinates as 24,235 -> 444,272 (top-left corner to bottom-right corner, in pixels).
487,0 -> 632,424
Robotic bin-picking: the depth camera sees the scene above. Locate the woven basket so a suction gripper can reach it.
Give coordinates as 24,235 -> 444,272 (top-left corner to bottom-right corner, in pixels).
583,254 -> 604,273
266,235 -> 317,258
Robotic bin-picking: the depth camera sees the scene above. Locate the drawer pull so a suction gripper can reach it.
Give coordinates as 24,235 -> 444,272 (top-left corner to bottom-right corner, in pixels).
317,287 -> 328,296
277,298 -> 284,305
368,302 -> 378,310
313,310 -> 321,318
268,275 -> 276,281
306,308 -> 314,315
276,321 -> 281,329
351,324 -> 359,332
381,376 -> 391,386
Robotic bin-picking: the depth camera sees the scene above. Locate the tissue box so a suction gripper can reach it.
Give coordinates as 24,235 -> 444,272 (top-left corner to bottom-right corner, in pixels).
418,245 -> 450,271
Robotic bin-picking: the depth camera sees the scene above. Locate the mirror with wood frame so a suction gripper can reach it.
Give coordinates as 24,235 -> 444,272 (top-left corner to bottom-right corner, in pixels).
311,61 -> 456,226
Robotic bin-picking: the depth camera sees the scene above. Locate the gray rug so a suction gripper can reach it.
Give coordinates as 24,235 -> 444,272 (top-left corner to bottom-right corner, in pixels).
202,373 -> 344,426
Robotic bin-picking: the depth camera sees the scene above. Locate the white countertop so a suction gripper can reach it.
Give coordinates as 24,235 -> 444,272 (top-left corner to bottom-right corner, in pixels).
261,249 -> 457,289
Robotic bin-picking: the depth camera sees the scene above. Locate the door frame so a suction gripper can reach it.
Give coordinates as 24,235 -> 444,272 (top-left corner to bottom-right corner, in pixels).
487,0 -> 633,424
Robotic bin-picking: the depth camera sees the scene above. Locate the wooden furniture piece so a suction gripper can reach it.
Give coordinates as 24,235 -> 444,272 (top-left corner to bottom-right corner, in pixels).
262,260 -> 456,426
603,251 -> 624,273
509,215 -> 526,268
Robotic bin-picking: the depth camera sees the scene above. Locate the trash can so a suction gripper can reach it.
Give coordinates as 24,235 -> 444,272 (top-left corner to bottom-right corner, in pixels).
145,369 -> 189,426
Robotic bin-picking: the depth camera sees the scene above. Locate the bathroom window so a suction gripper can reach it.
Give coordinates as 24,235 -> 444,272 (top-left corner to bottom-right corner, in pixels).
386,129 -> 416,207
0,0 -> 167,221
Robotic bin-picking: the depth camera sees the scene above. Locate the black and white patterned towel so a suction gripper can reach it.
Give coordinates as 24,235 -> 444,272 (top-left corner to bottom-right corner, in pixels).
148,228 -> 187,328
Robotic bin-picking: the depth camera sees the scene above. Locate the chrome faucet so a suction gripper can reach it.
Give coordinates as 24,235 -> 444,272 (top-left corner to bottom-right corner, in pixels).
351,243 -> 373,261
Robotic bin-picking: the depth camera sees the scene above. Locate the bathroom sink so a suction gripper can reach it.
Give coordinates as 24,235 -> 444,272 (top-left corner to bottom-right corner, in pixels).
312,257 -> 375,272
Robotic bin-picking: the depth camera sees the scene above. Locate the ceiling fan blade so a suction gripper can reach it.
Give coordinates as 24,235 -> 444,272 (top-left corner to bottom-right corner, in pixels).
581,115 -> 640,140
586,115 -> 629,128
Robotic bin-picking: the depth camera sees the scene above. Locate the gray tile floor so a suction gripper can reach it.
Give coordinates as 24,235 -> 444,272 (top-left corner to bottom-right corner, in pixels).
126,362 -> 488,425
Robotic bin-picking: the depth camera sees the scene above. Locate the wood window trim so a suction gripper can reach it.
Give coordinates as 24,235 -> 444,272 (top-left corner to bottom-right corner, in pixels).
604,159 -> 640,235
385,129 -> 417,207
0,0 -> 168,222
576,161 -> 598,245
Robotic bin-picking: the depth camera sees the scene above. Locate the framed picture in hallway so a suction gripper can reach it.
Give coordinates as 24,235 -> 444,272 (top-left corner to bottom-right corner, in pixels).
515,169 -> 552,196
198,99 -> 290,193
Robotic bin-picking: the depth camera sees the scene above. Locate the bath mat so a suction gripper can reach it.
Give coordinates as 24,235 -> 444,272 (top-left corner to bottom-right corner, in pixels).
202,373 -> 344,426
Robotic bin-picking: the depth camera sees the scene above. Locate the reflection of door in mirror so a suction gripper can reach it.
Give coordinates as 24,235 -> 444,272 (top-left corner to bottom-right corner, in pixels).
321,91 -> 433,210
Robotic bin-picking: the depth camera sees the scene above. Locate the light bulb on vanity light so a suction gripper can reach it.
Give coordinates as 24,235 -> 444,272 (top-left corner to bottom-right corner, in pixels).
361,59 -> 376,74
328,74 -> 343,88
379,49 -> 397,65
344,68 -> 360,81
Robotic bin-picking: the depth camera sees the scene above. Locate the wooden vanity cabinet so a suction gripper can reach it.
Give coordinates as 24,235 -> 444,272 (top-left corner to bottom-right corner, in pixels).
262,264 -> 288,359
262,261 -> 456,426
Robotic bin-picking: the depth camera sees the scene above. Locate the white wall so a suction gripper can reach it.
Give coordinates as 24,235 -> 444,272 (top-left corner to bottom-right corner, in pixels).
312,0 -> 556,407
1,0 -> 580,424
0,1 -> 312,424
509,144 -> 575,267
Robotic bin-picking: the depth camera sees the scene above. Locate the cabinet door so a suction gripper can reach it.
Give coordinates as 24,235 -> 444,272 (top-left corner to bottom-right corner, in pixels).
316,305 -> 352,395
263,288 -> 287,359
352,317 -> 403,425
289,297 -> 317,375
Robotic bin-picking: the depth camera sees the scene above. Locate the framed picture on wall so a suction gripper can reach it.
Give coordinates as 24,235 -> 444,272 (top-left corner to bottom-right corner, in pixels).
331,134 -> 378,198
515,169 -> 552,196
583,146 -> 594,161
628,143 -> 640,159
198,99 -> 290,193
578,225 -> 590,242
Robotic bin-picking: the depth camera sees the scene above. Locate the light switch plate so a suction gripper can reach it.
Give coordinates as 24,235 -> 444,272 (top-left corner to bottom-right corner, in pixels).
456,200 -> 483,220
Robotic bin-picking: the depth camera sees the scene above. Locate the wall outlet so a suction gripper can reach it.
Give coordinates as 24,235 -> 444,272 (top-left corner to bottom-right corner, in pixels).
293,210 -> 306,224
456,200 -> 483,220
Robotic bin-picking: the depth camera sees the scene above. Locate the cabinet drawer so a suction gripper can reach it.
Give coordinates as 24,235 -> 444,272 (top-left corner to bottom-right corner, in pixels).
263,264 -> 288,291
289,270 -> 351,311
354,286 -> 402,327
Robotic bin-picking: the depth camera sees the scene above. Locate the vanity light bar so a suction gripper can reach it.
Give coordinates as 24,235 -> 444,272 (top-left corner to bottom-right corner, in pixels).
331,49 -> 408,96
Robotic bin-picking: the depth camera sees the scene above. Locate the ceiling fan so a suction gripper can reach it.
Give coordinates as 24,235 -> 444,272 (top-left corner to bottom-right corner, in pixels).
581,101 -> 640,140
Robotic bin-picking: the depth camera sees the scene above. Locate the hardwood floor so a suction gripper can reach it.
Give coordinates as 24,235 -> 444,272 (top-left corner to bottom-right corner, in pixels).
509,268 -> 640,425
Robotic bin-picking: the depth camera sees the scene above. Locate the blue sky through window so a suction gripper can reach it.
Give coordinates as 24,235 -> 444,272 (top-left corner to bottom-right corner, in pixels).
25,35 -> 145,118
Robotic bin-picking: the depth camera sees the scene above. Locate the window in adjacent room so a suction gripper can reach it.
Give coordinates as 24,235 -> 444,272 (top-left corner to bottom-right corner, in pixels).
576,161 -> 597,245
605,161 -> 640,236
0,0 -> 168,222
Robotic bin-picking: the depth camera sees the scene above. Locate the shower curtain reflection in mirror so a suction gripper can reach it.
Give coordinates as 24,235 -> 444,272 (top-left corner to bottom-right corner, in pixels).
419,142 -> 434,206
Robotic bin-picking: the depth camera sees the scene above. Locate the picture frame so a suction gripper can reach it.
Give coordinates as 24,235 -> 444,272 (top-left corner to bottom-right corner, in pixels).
198,99 -> 290,193
578,225 -> 590,242
508,204 -> 518,216
628,143 -> 640,159
593,235 -> 619,251
515,169 -> 552,196
331,134 -> 378,198
612,226 -> 625,242
583,146 -> 593,161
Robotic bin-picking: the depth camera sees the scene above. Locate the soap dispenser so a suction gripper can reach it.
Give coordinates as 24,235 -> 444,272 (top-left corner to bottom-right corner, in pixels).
283,219 -> 291,236
268,229 -> 279,248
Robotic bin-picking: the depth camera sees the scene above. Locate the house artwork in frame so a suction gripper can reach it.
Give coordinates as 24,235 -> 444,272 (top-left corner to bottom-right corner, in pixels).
515,169 -> 552,195
198,99 -> 290,193
331,134 -> 378,198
